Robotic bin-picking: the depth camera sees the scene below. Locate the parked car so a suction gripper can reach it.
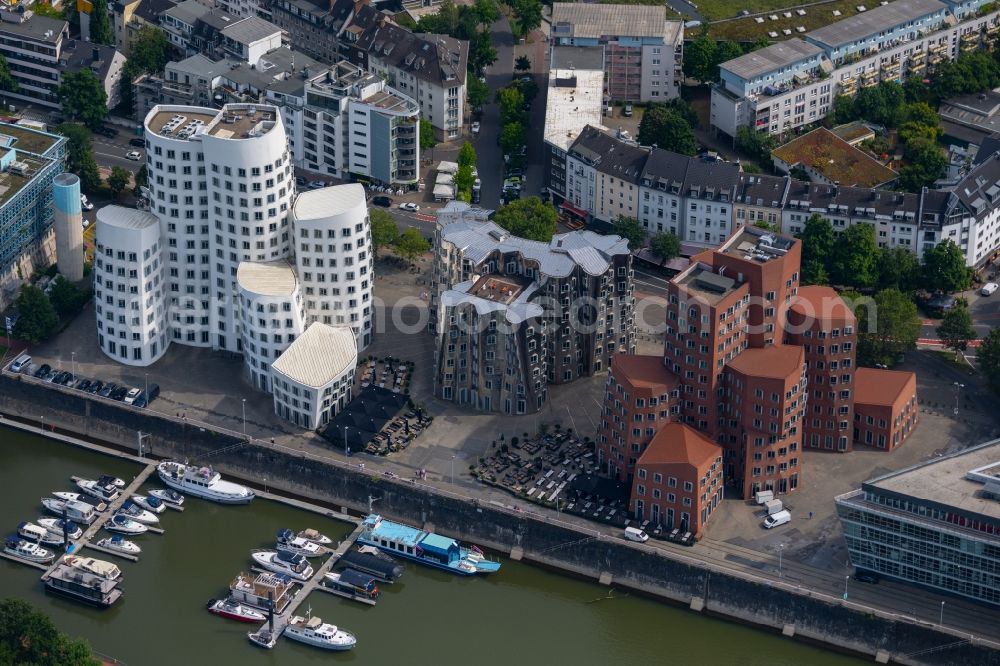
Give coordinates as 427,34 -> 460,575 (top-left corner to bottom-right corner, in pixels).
854,570 -> 880,584
87,380 -> 104,394
295,176 -> 307,186
76,379 -> 92,392
144,383 -> 160,402
623,102 -> 633,117
308,180 -> 326,189
110,386 -> 129,401
471,121 -> 480,135
518,76 -> 532,83
80,195 -> 93,211
97,126 -> 118,138
10,354 -> 30,372
399,202 -> 420,212
124,387 -> 142,405
126,150 -> 142,161
32,363 -> 50,378
45,370 -> 61,383
129,138 -> 145,147
372,195 -> 392,207
97,383 -> 117,398
982,282 -> 998,296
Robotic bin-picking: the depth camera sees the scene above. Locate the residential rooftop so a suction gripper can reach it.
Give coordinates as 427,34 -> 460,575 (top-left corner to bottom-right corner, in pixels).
220,15 -> 282,43
236,259 -> 298,297
469,274 -> 529,304
638,422 -> 721,467
806,0 -> 946,50
95,205 -> 159,231
673,263 -> 744,306
544,68 -> 606,153
611,353 -> 679,392
772,127 -> 897,188
0,13 -> 66,42
293,183 -> 366,221
550,44 -> 605,71
145,104 -> 279,140
853,367 -> 916,407
719,225 -> 797,262
0,152 -> 52,208
0,122 -> 62,156
720,39 -> 824,81
726,344 -> 805,381
830,121 -> 876,145
272,322 -> 357,389
789,285 -> 856,325
551,3 -> 669,40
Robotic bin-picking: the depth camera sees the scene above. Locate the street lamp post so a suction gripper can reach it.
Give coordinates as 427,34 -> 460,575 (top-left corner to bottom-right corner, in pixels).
71,352 -> 76,382
940,601 -> 945,625
778,543 -> 784,578
241,398 -> 247,437
345,426 -> 351,457
145,373 -> 149,399
451,454 -> 456,485
844,575 -> 849,600
953,382 -> 964,416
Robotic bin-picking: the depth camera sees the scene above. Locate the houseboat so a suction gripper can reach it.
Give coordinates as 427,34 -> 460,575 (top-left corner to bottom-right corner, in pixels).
321,569 -> 380,605
45,564 -> 123,608
229,571 -> 295,613
358,514 -> 500,576
339,546 -> 405,583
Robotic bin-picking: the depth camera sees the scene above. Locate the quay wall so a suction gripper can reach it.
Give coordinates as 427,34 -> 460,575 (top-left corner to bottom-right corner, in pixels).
1,373 -> 998,666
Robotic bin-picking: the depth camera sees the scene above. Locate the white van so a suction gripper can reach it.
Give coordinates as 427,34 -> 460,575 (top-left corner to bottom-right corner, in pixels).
624,526 -> 649,542
763,510 -> 791,529
10,353 -> 30,372
982,282 -> 998,296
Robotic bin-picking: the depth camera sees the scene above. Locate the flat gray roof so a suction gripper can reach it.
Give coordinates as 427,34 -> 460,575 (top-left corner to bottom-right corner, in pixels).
806,0 -> 946,50
550,45 -> 605,72
221,16 -> 282,43
551,3 -> 667,39
721,39 -> 823,81
867,438 -> 1000,522
0,14 -> 66,43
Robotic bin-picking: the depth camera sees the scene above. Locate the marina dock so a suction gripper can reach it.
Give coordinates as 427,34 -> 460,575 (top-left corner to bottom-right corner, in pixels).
0,549 -> 49,570
41,463 -> 156,580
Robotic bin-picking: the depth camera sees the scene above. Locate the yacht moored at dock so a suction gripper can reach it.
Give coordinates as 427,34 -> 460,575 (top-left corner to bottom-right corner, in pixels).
339,546 -> 405,583
321,569 -> 380,605
206,597 -> 267,623
45,563 -> 123,608
132,495 -> 166,514
275,528 -> 324,558
76,478 -> 120,502
50,492 -> 107,514
251,550 -> 314,581
61,555 -> 122,582
96,475 -> 126,489
358,514 -> 501,576
297,528 -> 332,546
117,501 -> 159,525
18,521 -> 64,547
247,628 -> 277,649
148,488 -> 184,506
284,615 -> 356,651
4,537 -> 55,563
96,535 -> 142,556
105,514 -> 148,535
157,461 -> 254,505
41,498 -> 97,524
37,518 -> 82,540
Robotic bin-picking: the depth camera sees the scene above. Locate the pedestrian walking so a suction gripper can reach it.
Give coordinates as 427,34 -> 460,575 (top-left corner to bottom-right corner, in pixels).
808,511 -> 813,519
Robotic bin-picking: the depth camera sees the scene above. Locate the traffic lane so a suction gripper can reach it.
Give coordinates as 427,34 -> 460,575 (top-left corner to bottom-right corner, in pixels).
92,136 -> 143,172
478,16 -> 514,209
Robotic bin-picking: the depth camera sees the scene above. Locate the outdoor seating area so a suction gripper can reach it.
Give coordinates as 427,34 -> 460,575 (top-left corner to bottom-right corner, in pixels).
318,382 -> 431,456
358,356 -> 414,394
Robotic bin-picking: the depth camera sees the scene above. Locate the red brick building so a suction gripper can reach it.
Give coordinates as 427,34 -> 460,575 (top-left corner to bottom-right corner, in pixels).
629,422 -> 724,538
724,344 -> 807,498
598,353 -> 680,483
853,368 -> 919,451
785,286 -> 857,452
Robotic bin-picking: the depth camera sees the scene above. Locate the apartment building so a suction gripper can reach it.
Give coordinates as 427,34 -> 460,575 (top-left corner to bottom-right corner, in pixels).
550,3 -> 683,103
630,422 -> 723,538
712,0 -> 1000,138
598,353 -> 679,483
835,439 -> 1000,605
432,206 -> 635,414
785,285 -> 857,453
734,173 -> 789,231
114,0 -> 176,56
161,1 -> 284,60
853,367 -> 919,450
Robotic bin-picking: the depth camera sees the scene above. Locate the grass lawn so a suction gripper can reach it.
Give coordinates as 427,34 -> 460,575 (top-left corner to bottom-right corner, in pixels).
708,0 -> 863,42
929,350 -> 977,377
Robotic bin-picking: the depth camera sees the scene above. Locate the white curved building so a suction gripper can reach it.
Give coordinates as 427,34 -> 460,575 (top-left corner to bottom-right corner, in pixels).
291,184 -> 374,351
143,103 -> 293,353
271,322 -> 357,429
94,206 -> 168,366
236,260 -> 306,392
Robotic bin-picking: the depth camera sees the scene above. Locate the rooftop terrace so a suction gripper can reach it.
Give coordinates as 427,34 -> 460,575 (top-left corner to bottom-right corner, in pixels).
719,226 -> 796,262
146,105 -> 279,140
469,274 -> 529,304
0,123 -> 61,156
0,152 -> 53,208
674,264 -> 744,305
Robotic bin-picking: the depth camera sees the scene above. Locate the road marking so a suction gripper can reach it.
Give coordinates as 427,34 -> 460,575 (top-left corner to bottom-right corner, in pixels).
917,338 -> 982,348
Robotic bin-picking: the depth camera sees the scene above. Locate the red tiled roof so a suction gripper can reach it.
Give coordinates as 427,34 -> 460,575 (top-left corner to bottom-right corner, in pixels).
637,422 -> 721,467
854,368 -> 916,407
611,353 -> 680,391
789,286 -> 856,324
726,344 -> 804,380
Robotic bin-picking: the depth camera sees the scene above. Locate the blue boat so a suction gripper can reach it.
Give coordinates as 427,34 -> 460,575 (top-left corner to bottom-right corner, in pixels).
358,514 -> 500,576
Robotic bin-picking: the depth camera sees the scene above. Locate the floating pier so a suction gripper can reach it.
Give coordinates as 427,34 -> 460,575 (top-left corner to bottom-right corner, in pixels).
0,550 -> 50,570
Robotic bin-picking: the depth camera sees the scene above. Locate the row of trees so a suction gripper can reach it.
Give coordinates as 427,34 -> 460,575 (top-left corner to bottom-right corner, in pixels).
636,98 -> 698,156
798,213 -> 972,293
369,209 -> 431,262
14,276 -> 88,344
0,598 -> 99,665
612,216 -> 680,260
455,141 -> 477,202
497,80 -> 537,157
118,27 -> 171,113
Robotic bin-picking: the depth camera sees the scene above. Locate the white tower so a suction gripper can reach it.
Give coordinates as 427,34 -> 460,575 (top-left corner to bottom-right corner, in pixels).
52,173 -> 84,282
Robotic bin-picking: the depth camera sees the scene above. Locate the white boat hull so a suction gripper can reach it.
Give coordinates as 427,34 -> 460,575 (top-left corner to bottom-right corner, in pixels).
37,518 -> 83,540
148,488 -> 185,506
132,495 -> 166,513
97,537 -> 142,555
284,620 -> 356,651
158,463 -> 254,505
119,505 -> 159,525
4,542 -> 55,563
105,517 -> 148,535
251,552 -> 313,581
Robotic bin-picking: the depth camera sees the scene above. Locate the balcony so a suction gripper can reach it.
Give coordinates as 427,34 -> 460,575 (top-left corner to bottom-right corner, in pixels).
930,42 -> 947,54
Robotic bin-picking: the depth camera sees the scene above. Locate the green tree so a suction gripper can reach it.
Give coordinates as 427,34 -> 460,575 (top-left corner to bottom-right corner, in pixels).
473,0 -> 499,26
119,27 -> 170,111
455,164 -> 475,201
903,76 -> 932,104
0,598 -> 99,665
467,76 -> 489,109
853,81 -> 904,126
850,288 -> 921,367
977,328 -> 1000,387
500,121 -> 525,154
712,40 -> 744,80
682,33 -> 715,82
515,55 -> 531,72
922,239 -> 973,293
132,163 -> 148,195
830,223 -> 879,288
494,196 -> 557,241
469,31 -> 498,74
457,141 -> 477,169
829,94 -> 856,125
58,70 -> 108,130
107,166 -> 130,199
636,106 -> 696,155
88,0 -> 113,45
369,208 -> 399,255
419,118 -> 436,152
56,123 -> 101,192
877,246 -> 921,292
48,277 -> 87,317
735,125 -> 777,162
796,213 -> 833,285
497,86 -> 525,125
505,0 -> 542,36
0,53 -> 17,93
393,227 -> 431,263
649,231 -> 681,263
12,284 -> 57,344
662,97 -> 698,128
937,303 -> 977,357
613,216 -> 645,250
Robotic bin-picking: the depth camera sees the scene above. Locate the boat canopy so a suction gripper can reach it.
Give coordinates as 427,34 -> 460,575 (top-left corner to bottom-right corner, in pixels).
110,535 -> 124,543
337,568 -> 377,590
418,533 -> 459,556
146,496 -> 162,507
276,528 -> 295,541
275,550 -> 304,565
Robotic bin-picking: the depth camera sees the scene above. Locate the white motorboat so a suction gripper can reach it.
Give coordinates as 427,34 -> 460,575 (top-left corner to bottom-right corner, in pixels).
206,597 -> 266,623
37,517 -> 82,540
18,521 -> 64,547
118,501 -> 159,525
41,498 -> 97,525
4,537 -> 55,563
51,492 -> 107,513
105,514 -> 148,535
251,550 -> 313,581
131,495 -> 166,514
96,474 -> 126,489
61,555 -> 122,581
157,461 -> 254,505
148,488 -> 184,507
76,478 -> 120,502
275,529 -> 324,558
96,535 -> 142,556
297,528 -> 333,546
284,614 -> 356,651
247,628 -> 277,649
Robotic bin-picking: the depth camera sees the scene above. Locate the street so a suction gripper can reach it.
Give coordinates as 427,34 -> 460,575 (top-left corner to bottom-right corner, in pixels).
469,16 -> 515,209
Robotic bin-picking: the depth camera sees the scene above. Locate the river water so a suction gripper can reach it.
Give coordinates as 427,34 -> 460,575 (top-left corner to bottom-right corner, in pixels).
0,428 -> 863,665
